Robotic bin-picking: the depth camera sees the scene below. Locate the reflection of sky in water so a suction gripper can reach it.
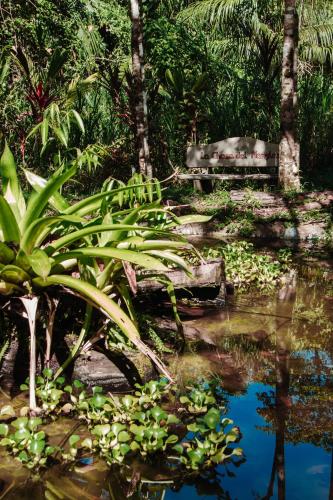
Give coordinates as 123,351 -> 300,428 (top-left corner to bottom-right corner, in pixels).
293,349 -> 332,368
165,383 -> 331,500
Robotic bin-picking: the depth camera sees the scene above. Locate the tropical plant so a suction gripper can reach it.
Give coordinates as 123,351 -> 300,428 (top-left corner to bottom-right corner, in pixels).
0,416 -> 56,470
12,46 -> 97,158
0,142 -> 206,412
202,241 -> 292,291
0,374 -> 243,473
162,68 -> 209,143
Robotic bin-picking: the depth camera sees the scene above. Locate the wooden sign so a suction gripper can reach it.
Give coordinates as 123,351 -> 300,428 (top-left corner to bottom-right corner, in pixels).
186,137 -> 279,168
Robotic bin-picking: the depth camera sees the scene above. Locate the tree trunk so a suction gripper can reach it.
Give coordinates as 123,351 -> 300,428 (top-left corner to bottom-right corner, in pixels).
130,0 -> 152,178
279,0 -> 300,191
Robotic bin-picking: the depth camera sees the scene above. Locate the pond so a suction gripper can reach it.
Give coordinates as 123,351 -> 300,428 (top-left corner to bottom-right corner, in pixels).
0,253 -> 332,499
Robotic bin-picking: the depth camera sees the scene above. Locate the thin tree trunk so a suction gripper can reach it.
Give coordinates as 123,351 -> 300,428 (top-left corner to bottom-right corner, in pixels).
329,448 -> 333,500
130,0 -> 152,178
275,342 -> 289,500
279,0 -> 300,190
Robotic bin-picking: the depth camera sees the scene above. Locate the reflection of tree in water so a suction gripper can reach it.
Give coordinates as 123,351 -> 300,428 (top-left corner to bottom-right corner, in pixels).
255,273 -> 333,499
107,463 -> 241,499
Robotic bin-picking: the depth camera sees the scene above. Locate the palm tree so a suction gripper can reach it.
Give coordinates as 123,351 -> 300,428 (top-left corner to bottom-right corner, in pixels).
179,0 -> 333,188
130,0 -> 153,178
279,0 -> 300,190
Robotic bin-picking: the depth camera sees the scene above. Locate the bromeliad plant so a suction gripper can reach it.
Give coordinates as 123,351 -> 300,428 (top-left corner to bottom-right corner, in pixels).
0,142 -> 208,413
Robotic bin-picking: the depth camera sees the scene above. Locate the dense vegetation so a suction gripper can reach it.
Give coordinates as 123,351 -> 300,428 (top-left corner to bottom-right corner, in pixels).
0,0 -> 332,486
0,0 -> 332,187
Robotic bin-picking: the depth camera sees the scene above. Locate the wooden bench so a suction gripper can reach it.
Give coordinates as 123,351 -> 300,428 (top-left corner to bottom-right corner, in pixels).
179,136 -> 278,191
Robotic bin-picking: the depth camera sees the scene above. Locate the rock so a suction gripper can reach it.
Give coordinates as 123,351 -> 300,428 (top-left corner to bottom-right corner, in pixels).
73,349 -> 155,392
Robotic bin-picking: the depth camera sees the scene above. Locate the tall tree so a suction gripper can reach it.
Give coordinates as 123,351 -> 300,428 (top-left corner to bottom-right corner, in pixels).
279,0 -> 300,190
130,0 -> 152,177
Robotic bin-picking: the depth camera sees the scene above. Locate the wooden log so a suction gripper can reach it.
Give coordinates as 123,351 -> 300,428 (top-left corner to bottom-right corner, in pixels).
179,173 -> 278,180
138,258 -> 225,296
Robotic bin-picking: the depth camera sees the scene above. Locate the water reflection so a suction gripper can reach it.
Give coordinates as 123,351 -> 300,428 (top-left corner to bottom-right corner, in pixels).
0,265 -> 332,499
171,267 -> 332,499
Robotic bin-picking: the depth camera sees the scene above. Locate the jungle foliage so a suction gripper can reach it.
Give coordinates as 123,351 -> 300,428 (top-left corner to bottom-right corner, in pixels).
0,0 -> 332,187
0,140 -> 209,411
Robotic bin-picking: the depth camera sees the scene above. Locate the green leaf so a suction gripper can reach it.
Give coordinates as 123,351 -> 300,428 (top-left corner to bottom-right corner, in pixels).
130,441 -> 141,451
29,439 -> 45,455
203,408 -> 220,430
24,170 -> 70,212
165,434 -> 179,445
71,110 -> 85,134
111,423 -> 126,436
176,215 -> 212,225
118,431 -> 131,443
11,417 -> 29,428
118,240 -> 189,251
150,406 -> 167,422
33,274 -> 172,382
167,414 -> 180,425
0,405 -> 15,418
54,127 -> 68,147
90,394 -> 106,409
0,242 -> 15,264
18,450 -> 29,462
52,247 -> 168,271
119,443 -> 130,455
28,418 -> 42,431
232,447 -> 243,456
28,249 -> 52,279
20,215 -> 83,254
21,165 -> 77,234
172,444 -> 184,455
92,424 -> 110,437
81,438 -> 92,449
165,68 -> 183,96
0,142 -> 26,221
45,446 -> 55,456
0,280 -> 23,296
14,428 -> 30,441
41,118 -> 49,146
187,448 -> 205,464
35,431 -> 46,440
122,395 -> 135,409
225,431 -> 238,443
0,424 -> 9,436
26,121 -> 43,141
192,72 -> 209,93
64,183 -> 160,216
0,265 -> 30,284
45,224 -> 168,255
69,434 -> 80,447
0,196 -> 20,243
43,368 -> 53,379
47,47 -> 67,80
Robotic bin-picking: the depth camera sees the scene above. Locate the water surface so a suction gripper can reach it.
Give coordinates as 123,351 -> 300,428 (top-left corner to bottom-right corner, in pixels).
0,259 -> 332,499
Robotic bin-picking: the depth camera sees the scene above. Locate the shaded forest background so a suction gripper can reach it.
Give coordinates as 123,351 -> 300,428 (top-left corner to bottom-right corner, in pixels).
0,0 -> 332,190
